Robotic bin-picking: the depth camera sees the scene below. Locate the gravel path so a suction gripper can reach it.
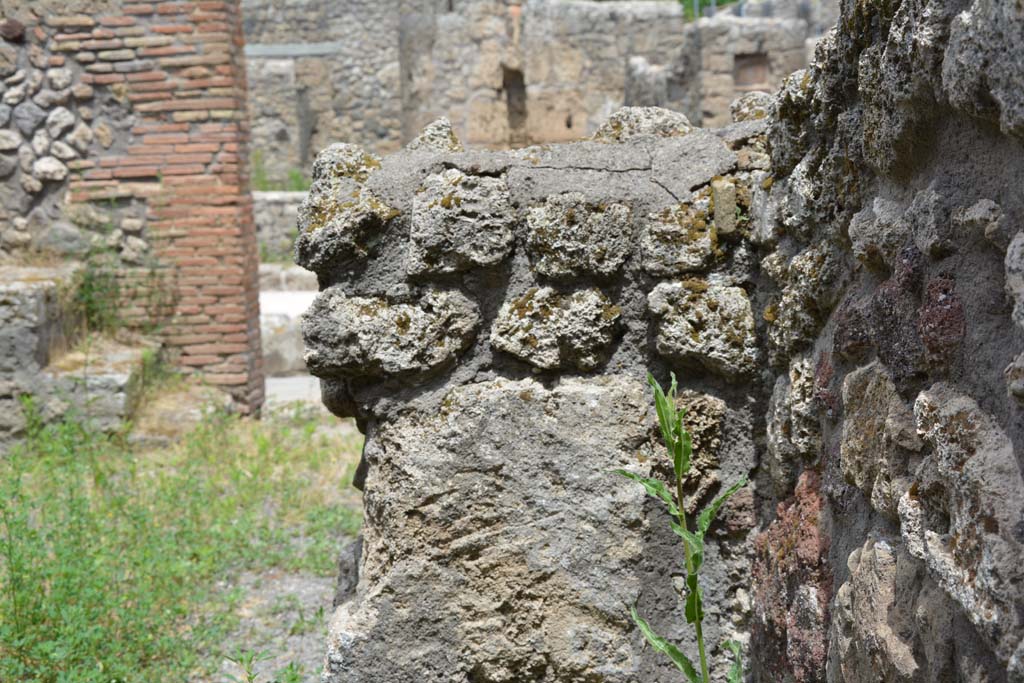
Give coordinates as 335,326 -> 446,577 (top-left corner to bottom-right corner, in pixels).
209,570 -> 335,683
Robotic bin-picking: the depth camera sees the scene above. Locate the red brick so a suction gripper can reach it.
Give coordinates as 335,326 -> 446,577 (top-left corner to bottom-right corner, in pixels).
156,2 -> 191,13
140,45 -> 195,57
135,96 -> 236,112
46,15 -> 96,28
131,122 -> 187,134
179,355 -> 223,366
123,4 -> 156,14
174,143 -> 220,153
167,153 -> 213,164
151,24 -> 194,34
204,373 -> 249,386
162,164 -> 207,175
100,16 -> 137,26
128,92 -> 172,102
81,38 -> 122,49
126,69 -> 168,82
144,132 -> 190,144
113,166 -> 160,178
129,80 -> 177,92
83,73 -> 125,84
196,22 -> 230,33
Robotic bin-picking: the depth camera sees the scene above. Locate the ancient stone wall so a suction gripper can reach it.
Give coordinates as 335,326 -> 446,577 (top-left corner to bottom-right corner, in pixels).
1,1 -> 264,411
252,189 -> 302,259
298,107 -> 771,680
401,0 -> 696,147
683,15 -> 807,127
300,0 -> 1024,679
241,0 -> 403,183
751,0 -> 1024,678
241,0 -> 835,180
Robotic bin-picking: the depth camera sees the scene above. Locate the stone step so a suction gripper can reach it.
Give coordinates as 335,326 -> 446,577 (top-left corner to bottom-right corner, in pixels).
258,262 -> 317,291
0,264 -> 82,446
0,264 -> 80,381
260,289 -> 316,377
42,335 -> 162,434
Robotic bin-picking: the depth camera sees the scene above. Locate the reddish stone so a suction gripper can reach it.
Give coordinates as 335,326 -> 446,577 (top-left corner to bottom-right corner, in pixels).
1,19 -> 26,43
918,275 -> 965,369
751,471 -> 831,683
814,351 -> 838,416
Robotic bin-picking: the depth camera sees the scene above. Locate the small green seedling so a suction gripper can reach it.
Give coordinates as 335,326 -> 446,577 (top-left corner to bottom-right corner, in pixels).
614,373 -> 748,683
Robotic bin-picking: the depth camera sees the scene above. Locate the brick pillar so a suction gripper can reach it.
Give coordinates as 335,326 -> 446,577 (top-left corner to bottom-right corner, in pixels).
63,1 -> 264,412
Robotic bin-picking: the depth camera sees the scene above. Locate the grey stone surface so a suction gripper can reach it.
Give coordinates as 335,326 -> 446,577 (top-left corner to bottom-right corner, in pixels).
490,286 -> 620,371
43,104 -> 74,138
300,107 -> 762,682
765,354 -> 819,493
408,168 -> 514,275
294,144 -> 398,277
253,190 -> 304,261
32,156 -> 67,182
751,0 -> 1024,677
591,106 -> 693,142
899,385 -> 1024,667
648,280 -> 758,379
302,288 -> 479,379
0,128 -> 21,151
11,99 -> 45,135
323,376 -> 652,682
405,117 -> 463,153
640,190 -> 718,275
525,192 -> 633,279
840,362 -> 921,519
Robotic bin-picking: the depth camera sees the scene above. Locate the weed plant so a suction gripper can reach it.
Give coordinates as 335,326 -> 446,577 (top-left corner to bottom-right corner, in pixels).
0,401 -> 362,683
614,373 -> 747,683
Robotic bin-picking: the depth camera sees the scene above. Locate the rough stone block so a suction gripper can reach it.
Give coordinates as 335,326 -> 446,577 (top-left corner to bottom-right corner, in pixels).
640,192 -> 718,275
490,286 -> 620,371
302,288 -> 478,379
323,376 -> 652,682
408,168 -> 514,275
525,192 -> 632,279
648,280 -> 758,379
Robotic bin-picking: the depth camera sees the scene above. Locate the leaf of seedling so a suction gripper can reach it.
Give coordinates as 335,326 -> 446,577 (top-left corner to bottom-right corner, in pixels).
630,605 -> 701,683
612,470 -> 679,515
648,373 -> 675,452
670,521 -> 704,573
724,639 -> 744,683
684,575 -> 704,624
697,477 -> 748,535
677,427 -> 692,477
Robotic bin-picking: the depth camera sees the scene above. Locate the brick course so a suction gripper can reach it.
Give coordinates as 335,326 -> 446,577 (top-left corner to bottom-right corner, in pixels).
47,0 -> 263,412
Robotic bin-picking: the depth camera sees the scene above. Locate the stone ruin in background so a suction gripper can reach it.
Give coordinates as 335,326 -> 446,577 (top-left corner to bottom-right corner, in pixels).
241,0 -> 838,187
0,0 -> 263,447
298,0 -> 1024,679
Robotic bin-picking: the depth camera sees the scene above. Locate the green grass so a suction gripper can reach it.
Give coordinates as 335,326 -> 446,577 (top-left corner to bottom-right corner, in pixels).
0,400 -> 363,683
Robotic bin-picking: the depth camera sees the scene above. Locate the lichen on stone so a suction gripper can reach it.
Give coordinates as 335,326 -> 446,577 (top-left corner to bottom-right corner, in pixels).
526,193 -> 633,279
647,280 -> 758,379
301,288 -> 479,378
408,168 -> 514,275
490,286 -> 620,371
640,189 -> 718,275
405,117 -> 464,153
591,106 -> 693,143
